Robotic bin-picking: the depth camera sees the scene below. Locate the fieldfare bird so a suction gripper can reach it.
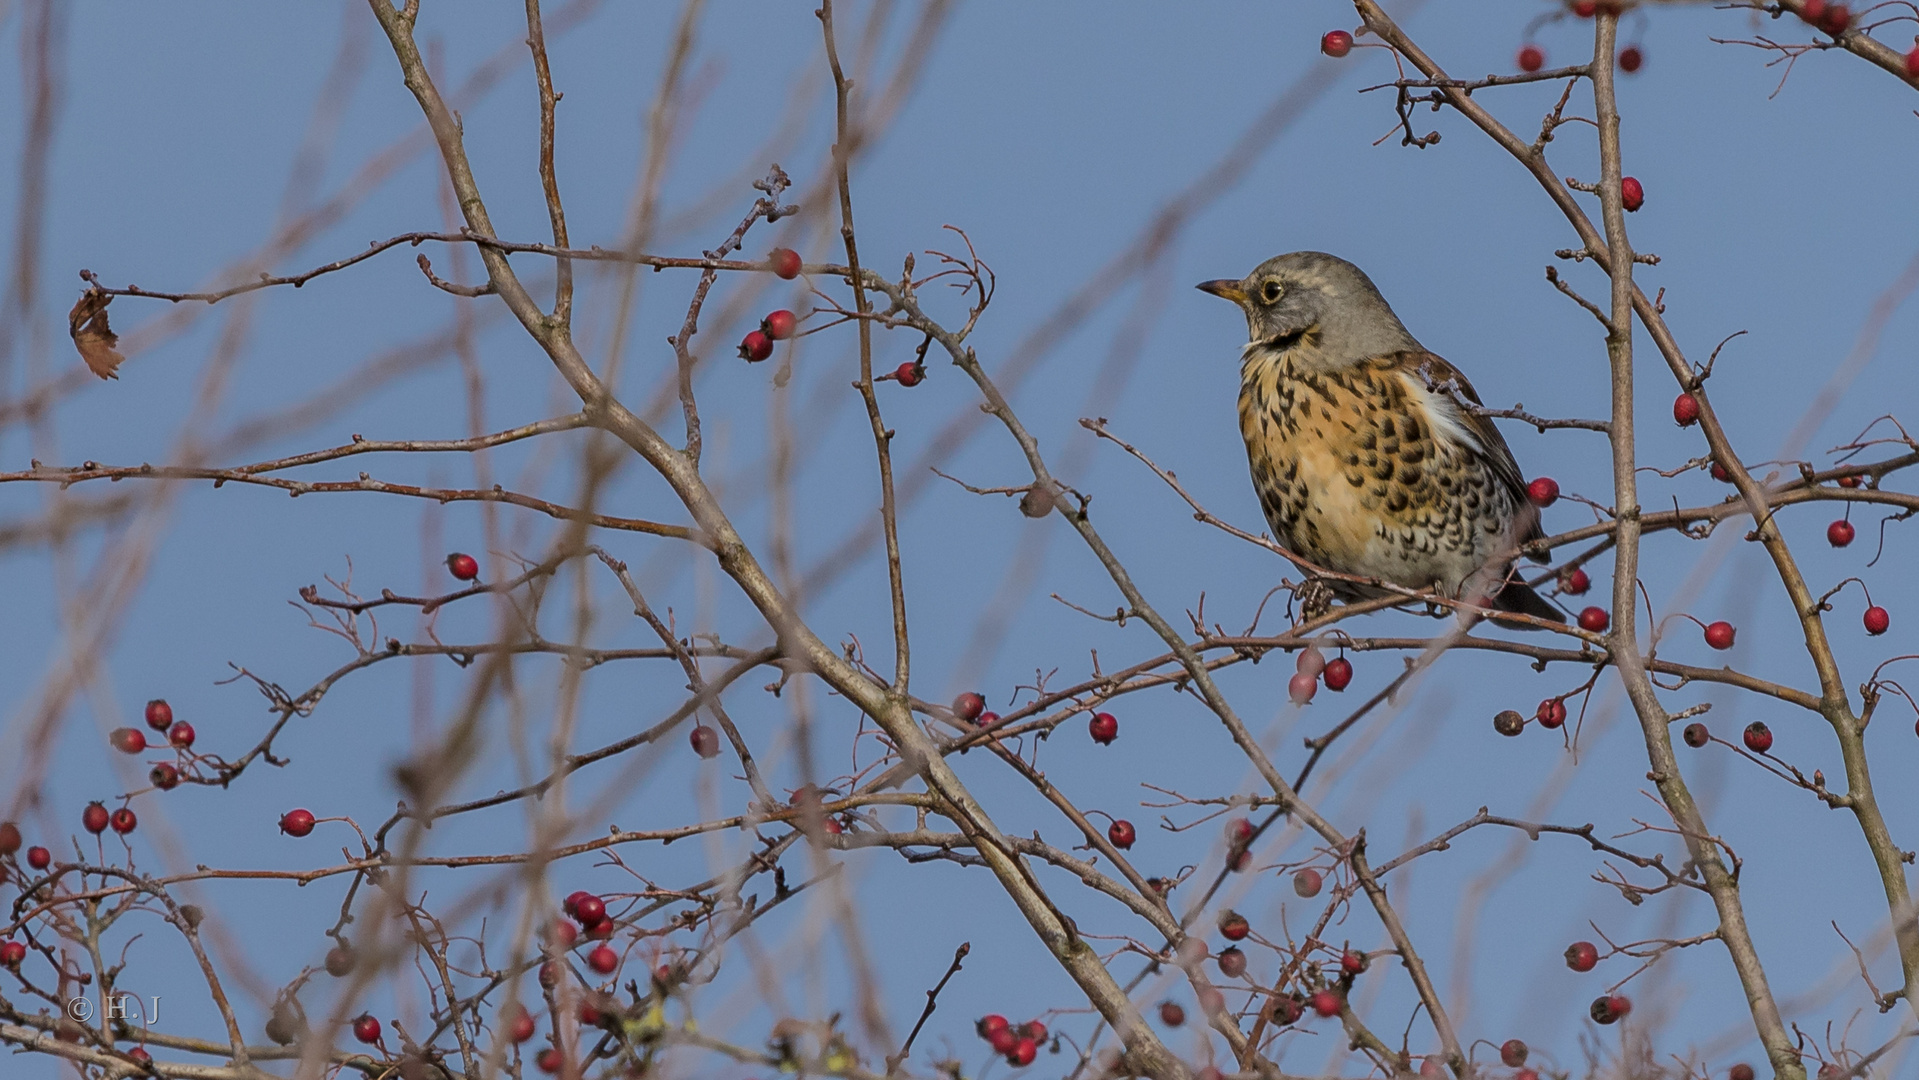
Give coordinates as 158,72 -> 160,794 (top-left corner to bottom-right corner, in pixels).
1198,251 -> 1562,626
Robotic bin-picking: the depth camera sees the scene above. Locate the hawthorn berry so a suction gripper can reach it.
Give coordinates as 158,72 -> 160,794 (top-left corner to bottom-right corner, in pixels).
1020,1021 -> 1047,1045
1288,672 -> 1319,705
1590,994 -> 1632,1024
1866,605 -> 1891,635
1516,1071 -> 1540,1080
446,552 -> 479,581
536,959 -> 561,989
1322,656 -> 1353,691
1217,946 -> 1247,978
149,763 -> 179,790
1729,1066 -> 1756,1080
767,248 -> 802,279
1493,709 -> 1526,737
1296,645 -> 1326,677
1564,940 -> 1599,972
1705,621 -> 1737,650
1218,910 -> 1251,941
1683,722 -> 1710,748
1828,519 -> 1855,547
1712,461 -> 1733,483
563,890 -> 591,917
1537,698 -> 1568,730
1907,45 -> 1919,79
551,918 -> 578,947
279,809 -> 316,837
1158,1000 -> 1185,1026
587,944 -> 618,975
1820,3 -> 1850,34
110,808 -> 137,835
977,1014 -> 1009,1038
83,802 -> 110,835
126,1047 -> 151,1066
738,330 -> 773,363
1618,45 -> 1643,73
110,728 -> 146,754
1226,817 -> 1255,845
822,817 -> 843,835
1673,392 -> 1700,426
1419,1061 -> 1446,1079
1562,567 -> 1592,595
689,725 -> 721,759
1294,868 -> 1324,898
352,1014 -> 381,1044
1501,1039 -> 1529,1067
1801,0 -> 1827,24
988,1024 -> 1019,1055
1517,44 -> 1545,72
506,1005 -> 537,1043
1527,476 -> 1560,508
1340,950 -> 1366,976
1321,30 -> 1354,58
1265,994 -> 1303,1025
1009,1037 -> 1038,1066
952,692 -> 985,722
976,711 -> 1001,728
1838,474 -> 1862,488
326,945 -> 357,976
535,1048 -> 563,1074
1743,721 -> 1773,754
1088,711 -> 1119,745
1309,989 -> 1342,1017
0,940 -> 25,966
168,721 -> 196,749
1573,1 -> 1598,16
573,894 -> 607,928
0,822 -> 16,855
894,361 -> 924,387
1578,606 -> 1610,633
1621,176 -> 1645,212
762,309 -> 798,341
1108,819 -> 1136,849
27,847 -> 50,870
144,699 -> 174,731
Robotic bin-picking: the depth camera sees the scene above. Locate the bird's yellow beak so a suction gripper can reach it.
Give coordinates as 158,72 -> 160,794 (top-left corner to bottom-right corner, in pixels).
1196,279 -> 1248,305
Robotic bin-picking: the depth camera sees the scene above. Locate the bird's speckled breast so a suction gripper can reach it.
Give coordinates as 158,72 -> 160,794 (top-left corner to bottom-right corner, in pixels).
1236,348 -> 1513,593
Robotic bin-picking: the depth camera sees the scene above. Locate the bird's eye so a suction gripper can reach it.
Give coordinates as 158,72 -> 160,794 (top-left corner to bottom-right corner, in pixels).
1260,280 -> 1284,303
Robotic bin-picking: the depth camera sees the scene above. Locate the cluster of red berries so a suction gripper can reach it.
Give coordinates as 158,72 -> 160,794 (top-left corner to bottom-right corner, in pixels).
562,890 -> 621,975
1289,646 -> 1354,705
1562,940 -> 1634,1022
1798,1 -> 1852,35
82,801 -> 137,836
112,698 -> 195,764
975,1015 -> 1047,1067
740,308 -> 799,363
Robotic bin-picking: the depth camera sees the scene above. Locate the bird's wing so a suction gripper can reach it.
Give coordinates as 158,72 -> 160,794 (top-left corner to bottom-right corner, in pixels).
1393,350 -> 1534,524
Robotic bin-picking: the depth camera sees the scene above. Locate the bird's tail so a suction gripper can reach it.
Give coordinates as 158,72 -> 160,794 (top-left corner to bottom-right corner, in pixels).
1492,577 -> 1566,629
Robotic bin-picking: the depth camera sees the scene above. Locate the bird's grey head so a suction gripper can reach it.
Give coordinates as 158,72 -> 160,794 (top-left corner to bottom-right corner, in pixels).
1197,251 -> 1420,371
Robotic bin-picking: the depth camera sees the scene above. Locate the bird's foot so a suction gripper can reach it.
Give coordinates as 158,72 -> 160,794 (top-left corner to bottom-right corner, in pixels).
1294,578 -> 1337,623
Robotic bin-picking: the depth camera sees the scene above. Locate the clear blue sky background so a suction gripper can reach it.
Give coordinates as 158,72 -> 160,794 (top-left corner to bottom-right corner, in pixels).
2,2 -> 1916,1077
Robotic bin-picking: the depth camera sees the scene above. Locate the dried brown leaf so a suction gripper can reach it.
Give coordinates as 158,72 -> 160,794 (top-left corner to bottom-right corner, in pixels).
68,289 -> 124,380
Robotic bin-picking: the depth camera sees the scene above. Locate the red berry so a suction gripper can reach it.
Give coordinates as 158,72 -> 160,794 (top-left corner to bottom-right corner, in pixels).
279,809 -> 316,837
689,725 -> 721,759
1322,656 -> 1353,691
1866,605 -> 1891,635
0,940 -> 23,966
144,700 -> 173,731
506,1005 -> 536,1043
1501,1039 -> 1529,1067
1517,1071 -> 1539,1080
1158,1000 -> 1185,1026
1828,519 -> 1855,547
1573,1 -> 1598,17
110,728 -> 146,754
563,890 -> 590,917
1296,645 -> 1326,677
822,817 -> 843,835
1536,699 -> 1568,729
573,894 -> 607,928
551,918 -> 577,947
537,959 -> 560,988
1906,45 -> 1919,79
83,802 -> 110,834
27,847 -> 50,870
0,823 -> 15,855
1309,989 -> 1342,1017
1743,721 -> 1773,754
1564,940 -> 1599,972
894,361 -> 923,387
1321,29 -> 1354,58
1009,1037 -> 1038,1066
1683,722 -> 1710,748
1527,477 -> 1560,508
326,945 -> 357,976
739,329 -> 774,363
1420,1061 -> 1446,1078
352,1014 -> 381,1044
1108,819 -> 1136,849
1493,709 -> 1526,737
1294,868 -> 1323,898
1618,46 -> 1643,73
1226,817 -> 1255,845
952,692 -> 985,722
1838,474 -> 1862,488
536,1047 -> 563,1074
1673,392 -> 1701,426
127,1047 -> 151,1065
168,721 -> 195,749
110,808 -> 137,835
987,1025 -> 1019,1054
587,944 -> 618,975
1517,44 -> 1545,72
1820,4 -> 1850,34
445,552 -> 479,581
762,309 -> 798,341
976,711 -> 1000,728
1217,946 -> 1246,978
1712,461 -> 1733,482
1218,910 -> 1250,940
1801,0 -> 1827,24
1590,994 -> 1632,1024
149,763 -> 179,790
1621,176 -> 1644,212
768,248 -> 802,279
1088,711 -> 1119,745
1705,621 -> 1736,650
1562,567 -> 1592,595
1578,606 -> 1610,633
1018,1019 -> 1047,1043
977,1014 -> 1009,1038
1288,672 -> 1318,704
1340,950 -> 1366,975
1730,1066 -> 1756,1080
